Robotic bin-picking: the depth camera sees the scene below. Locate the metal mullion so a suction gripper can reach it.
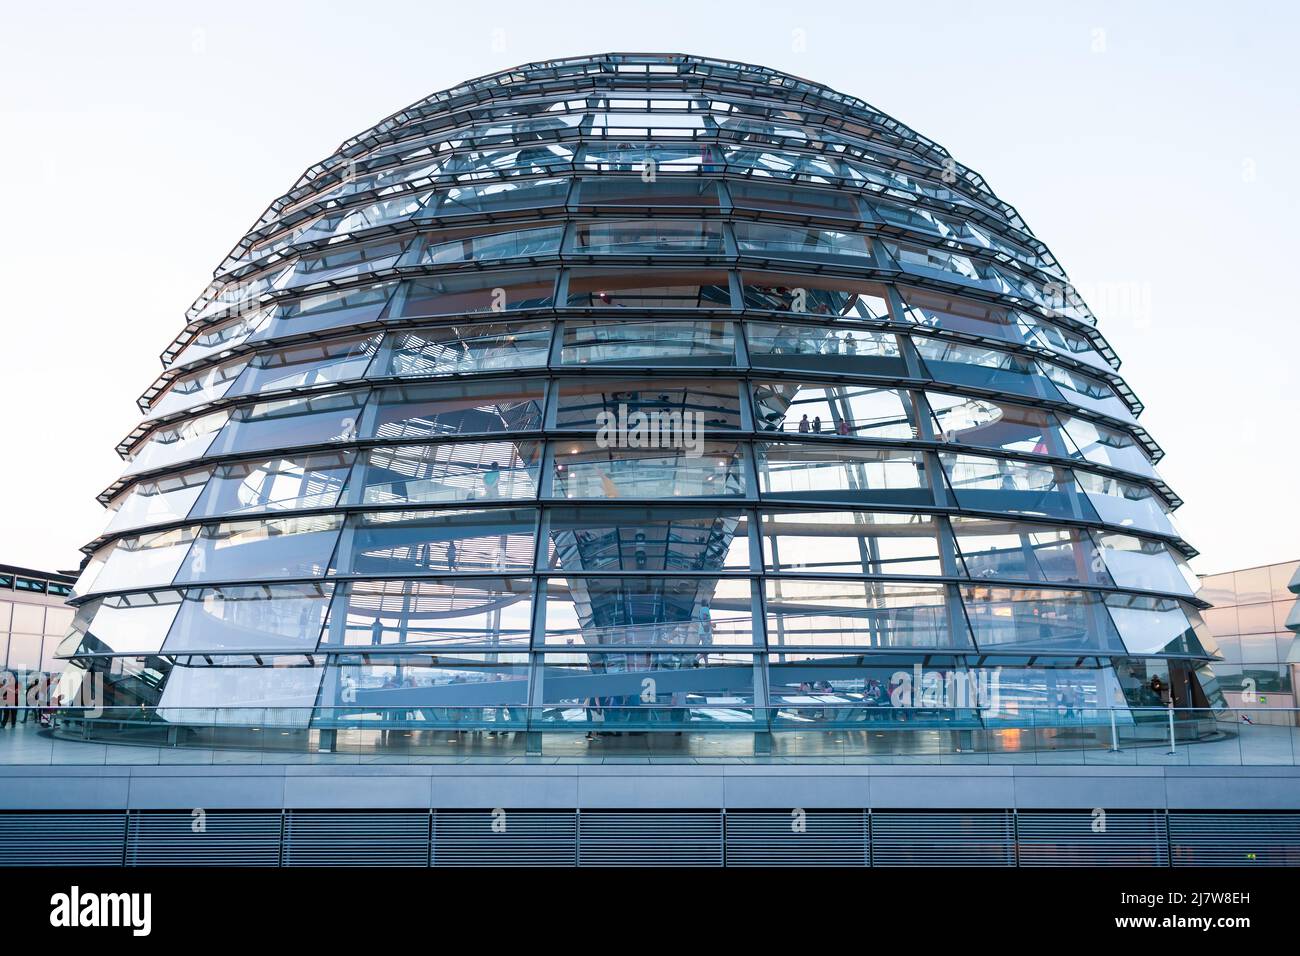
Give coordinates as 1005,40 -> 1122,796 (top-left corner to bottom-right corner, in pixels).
736,379 -> 756,433
526,577 -> 551,728
545,317 -> 565,371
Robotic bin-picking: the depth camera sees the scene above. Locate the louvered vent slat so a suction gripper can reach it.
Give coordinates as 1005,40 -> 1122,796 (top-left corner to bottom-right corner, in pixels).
433,810 -> 576,866
0,812 -> 127,866
1016,811 -> 1168,866
578,811 -> 722,867
6,807 -> 1300,867
1169,812 -> 1300,867
725,810 -> 867,866
126,811 -> 282,866
870,811 -> 1015,866
283,810 -> 430,866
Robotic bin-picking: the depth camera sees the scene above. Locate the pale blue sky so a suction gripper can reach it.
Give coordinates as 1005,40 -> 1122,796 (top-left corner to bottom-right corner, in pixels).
0,0 -> 1295,574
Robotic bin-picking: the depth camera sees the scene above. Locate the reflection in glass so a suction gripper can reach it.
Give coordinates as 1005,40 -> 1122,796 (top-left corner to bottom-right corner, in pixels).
762,510 -> 942,575
1060,416 -> 1156,479
735,223 -> 872,261
766,652 -> 968,722
753,382 -> 916,439
1092,531 -> 1197,596
286,237 -> 408,289
724,147 -> 841,183
556,379 -> 741,431
319,654 -> 531,724
57,656 -> 169,711
125,411 -> 228,477
441,143 -> 574,178
573,220 -> 724,254
409,224 -> 563,265
355,441 -> 540,505
1016,312 -> 1110,370
561,320 -> 735,366
399,269 -> 556,316
207,391 -> 367,457
1074,470 -> 1177,536
229,334 -> 380,396
978,665 -> 1113,720
885,241 -> 994,286
961,585 -> 1125,652
552,442 -> 745,499
547,507 -> 749,572
900,287 -> 1023,342
915,335 -> 1060,401
542,577 -> 754,646
80,527 -> 198,596
161,583 -> 332,652
565,268 -> 732,308
193,263 -> 290,322
1040,362 -> 1132,421
729,181 -> 861,220
756,443 -> 932,506
765,579 -> 969,649
59,591 -> 183,656
172,308 -> 272,368
575,176 -> 720,208
940,453 -> 1098,521
740,272 -> 890,321
581,142 -> 718,174
746,323 -> 905,375
951,517 -> 1109,585
106,469 -> 209,534
151,358 -> 247,418
422,177 -> 568,217
319,578 -> 533,648
295,192 -> 430,245
370,380 -> 545,440
1104,594 -> 1218,657
257,281 -> 395,340
536,651 -> 756,726
175,515 -> 343,584
157,664 -> 324,727
338,508 -> 536,575
925,392 -> 1076,457
380,322 -> 551,376
190,452 -> 354,519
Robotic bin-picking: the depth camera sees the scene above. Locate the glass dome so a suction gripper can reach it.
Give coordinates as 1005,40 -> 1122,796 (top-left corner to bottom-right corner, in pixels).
58,53 -> 1220,750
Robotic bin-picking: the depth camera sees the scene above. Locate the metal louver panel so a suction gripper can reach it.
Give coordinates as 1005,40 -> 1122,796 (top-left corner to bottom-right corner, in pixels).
433,810 -> 577,866
1169,812 -> 1300,867
126,810 -> 282,866
578,810 -> 722,867
870,811 -> 1015,866
283,810 -> 430,866
0,812 -> 127,866
1016,811 -> 1169,867
725,810 -> 868,866
5,807 -> 1300,866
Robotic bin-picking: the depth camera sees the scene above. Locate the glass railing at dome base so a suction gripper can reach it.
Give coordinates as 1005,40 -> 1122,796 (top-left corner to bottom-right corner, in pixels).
1,706 -> 1298,765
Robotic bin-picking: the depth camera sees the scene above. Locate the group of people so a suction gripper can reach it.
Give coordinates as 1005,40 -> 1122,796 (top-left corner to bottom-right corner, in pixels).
346,672 -> 522,741
554,456 -> 736,499
793,413 -> 855,436
0,674 -> 58,729
766,329 -> 864,357
581,694 -> 692,739
748,285 -> 841,316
